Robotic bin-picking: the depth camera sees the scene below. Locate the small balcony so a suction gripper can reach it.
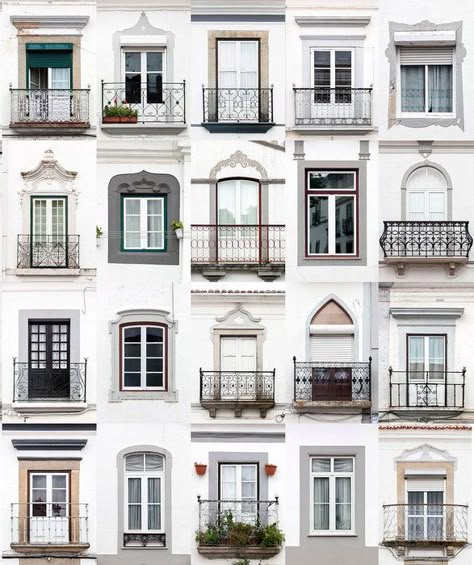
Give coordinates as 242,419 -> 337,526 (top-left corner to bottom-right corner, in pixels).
382,504 -> 468,553
11,503 -> 89,553
380,221 -> 473,276
199,369 -> 275,418
389,368 -> 465,415
10,89 -> 90,129
293,357 -> 371,411
13,360 -> 87,407
17,235 -> 80,271
196,497 -> 283,560
202,87 -> 274,133
101,81 -> 186,132
293,87 -> 372,132
191,224 -> 285,281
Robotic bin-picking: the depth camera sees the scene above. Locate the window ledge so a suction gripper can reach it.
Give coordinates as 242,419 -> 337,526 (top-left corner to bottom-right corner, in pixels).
10,543 -> 90,554
15,268 -> 81,276
11,401 -> 89,414
291,124 -> 375,135
101,123 -> 187,135
307,533 -> 357,537
109,390 -> 178,403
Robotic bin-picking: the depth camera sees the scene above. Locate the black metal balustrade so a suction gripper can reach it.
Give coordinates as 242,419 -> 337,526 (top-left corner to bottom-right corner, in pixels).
293,357 -> 371,403
202,87 -> 273,123
13,360 -> 87,402
294,87 -> 372,126
17,235 -> 80,269
123,533 -> 166,548
11,503 -> 89,546
10,89 -> 90,126
389,369 -> 465,409
191,225 -> 285,266
383,504 -> 468,546
200,370 -> 275,402
380,221 -> 473,258
101,81 -> 186,124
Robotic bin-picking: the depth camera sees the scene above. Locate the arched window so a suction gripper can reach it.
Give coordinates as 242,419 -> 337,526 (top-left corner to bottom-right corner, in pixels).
406,166 -> 447,221
309,300 -> 354,362
217,178 -> 260,226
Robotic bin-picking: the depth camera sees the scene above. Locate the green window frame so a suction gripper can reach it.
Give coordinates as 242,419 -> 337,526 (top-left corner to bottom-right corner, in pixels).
121,194 -> 167,253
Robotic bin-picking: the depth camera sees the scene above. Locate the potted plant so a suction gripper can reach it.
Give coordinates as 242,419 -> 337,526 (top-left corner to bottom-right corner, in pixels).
195,462 -> 207,476
171,219 -> 184,239
264,464 -> 277,476
103,102 -> 138,124
96,226 -> 104,246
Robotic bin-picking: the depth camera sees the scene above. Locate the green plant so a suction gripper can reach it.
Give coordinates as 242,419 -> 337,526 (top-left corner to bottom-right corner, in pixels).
195,524 -> 221,546
228,522 -> 253,546
170,219 -> 184,230
96,226 -> 103,238
197,517 -> 284,549
103,105 -> 138,118
232,560 -> 251,565
259,523 -> 285,547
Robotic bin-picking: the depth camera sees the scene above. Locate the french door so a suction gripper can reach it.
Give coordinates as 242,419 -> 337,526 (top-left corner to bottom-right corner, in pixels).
31,197 -> 68,267
28,321 -> 70,399
29,66 -> 72,122
220,464 -> 258,522
407,489 -> 444,541
29,473 -> 69,543
311,49 -> 353,119
219,337 -> 257,400
407,335 -> 446,407
123,50 -> 164,111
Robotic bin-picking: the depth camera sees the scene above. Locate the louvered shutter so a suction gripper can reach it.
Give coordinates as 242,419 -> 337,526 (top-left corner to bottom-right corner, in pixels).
399,47 -> 453,65
310,335 -> 354,363
406,477 -> 445,492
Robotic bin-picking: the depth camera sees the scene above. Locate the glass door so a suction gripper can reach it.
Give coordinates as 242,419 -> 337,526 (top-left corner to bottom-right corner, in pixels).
407,335 -> 446,407
124,50 -> 164,118
407,490 -> 444,541
31,197 -> 67,267
29,473 -> 69,543
220,337 -> 257,400
220,464 -> 258,523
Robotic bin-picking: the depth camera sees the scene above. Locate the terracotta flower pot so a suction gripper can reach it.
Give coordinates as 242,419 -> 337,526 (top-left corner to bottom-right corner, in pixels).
195,463 -> 207,476
265,464 -> 277,476
102,115 -> 138,124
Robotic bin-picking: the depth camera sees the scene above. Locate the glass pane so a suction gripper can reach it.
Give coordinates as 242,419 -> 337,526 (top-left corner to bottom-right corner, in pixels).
335,51 -> 351,67
145,454 -> 164,471
314,51 -> 330,67
221,466 -> 237,499
146,358 -> 163,372
32,475 -> 46,488
125,52 -> 141,73
148,477 -> 161,503
146,372 -> 163,387
408,336 -> 424,378
313,477 -> 329,530
124,373 -> 141,387
309,172 -> 355,190
125,358 -> 141,372
147,52 -> 162,72
218,180 -> 237,224
401,65 -> 425,112
147,199 -> 163,215
147,327 -> 163,343
312,458 -> 331,472
52,475 -> 66,489
241,465 -> 256,481
128,478 -> 141,503
428,65 -> 452,113
126,453 -> 144,472
335,196 -> 354,254
334,458 -> 353,472
240,181 -> 259,225
148,505 -> 161,530
32,490 -> 47,503
128,505 -> 141,530
125,199 -> 140,214
124,327 -> 141,342
428,336 -> 445,380
308,196 -> 329,254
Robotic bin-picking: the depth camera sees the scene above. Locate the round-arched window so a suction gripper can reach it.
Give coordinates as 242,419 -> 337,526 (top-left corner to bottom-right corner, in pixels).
406,166 -> 448,221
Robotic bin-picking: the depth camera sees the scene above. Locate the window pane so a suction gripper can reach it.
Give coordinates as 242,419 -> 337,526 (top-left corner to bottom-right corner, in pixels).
148,477 -> 161,503
146,358 -> 163,372
145,454 -> 163,471
125,52 -> 141,73
32,475 -> 47,488
240,181 -> 259,225
221,465 -> 237,499
401,65 -> 425,112
313,477 -> 329,530
428,65 -> 452,113
308,172 -> 355,190
147,343 -> 163,357
146,372 -> 163,387
312,458 -> 331,472
125,358 -> 141,372
128,478 -> 141,503
147,199 -> 163,215
335,477 -> 352,530
147,52 -> 162,72
429,336 -> 445,380
124,373 -> 141,387
308,196 -> 329,254
124,327 -> 141,342
241,465 -> 256,481
126,454 -> 144,472
408,337 -> 424,378
147,327 -> 163,343
52,475 -> 66,489
314,51 -> 330,67
334,458 -> 353,472
335,196 -> 354,254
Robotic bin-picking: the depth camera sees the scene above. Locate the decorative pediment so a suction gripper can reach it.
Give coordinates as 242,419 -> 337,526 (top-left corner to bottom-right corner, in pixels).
214,304 -> 263,330
395,444 -> 457,465
19,150 -> 79,205
118,11 -> 168,39
209,151 -> 268,181
117,172 -> 170,194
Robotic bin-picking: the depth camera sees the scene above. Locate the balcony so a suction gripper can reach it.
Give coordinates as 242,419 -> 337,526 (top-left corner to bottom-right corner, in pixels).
13,360 -> 87,407
380,221 -> 473,276
202,87 -> 274,133
101,81 -> 186,133
293,87 -> 372,133
389,368 -> 465,416
196,497 -> 283,560
191,225 -> 285,281
293,357 -> 371,411
200,370 -> 275,418
17,235 -> 80,271
11,503 -> 89,553
10,89 -> 90,129
382,504 -> 468,555
123,533 -> 166,548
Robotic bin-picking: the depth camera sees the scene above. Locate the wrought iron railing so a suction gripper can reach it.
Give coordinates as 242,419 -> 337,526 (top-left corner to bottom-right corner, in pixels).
380,221 -> 473,258
123,533 -> 166,547
191,225 -> 285,265
13,360 -> 87,402
17,235 -> 80,269
10,89 -> 90,125
101,81 -> 185,123
294,87 -> 372,126
293,357 -> 371,402
383,504 -> 468,545
200,370 -> 275,403
202,87 -> 273,123
11,503 -> 89,545
389,369 -> 465,409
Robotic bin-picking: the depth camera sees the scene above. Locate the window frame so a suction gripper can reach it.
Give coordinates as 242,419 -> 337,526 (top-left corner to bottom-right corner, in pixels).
120,194 -> 167,253
406,333 -> 447,383
310,47 -> 354,98
119,322 -> 168,392
309,456 -> 355,536
215,38 -> 261,90
121,48 -> 166,87
218,462 -> 259,500
216,177 -> 262,227
305,169 -> 358,258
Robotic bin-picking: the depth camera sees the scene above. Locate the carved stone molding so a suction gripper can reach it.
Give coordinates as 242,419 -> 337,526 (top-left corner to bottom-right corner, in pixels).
209,151 -> 268,181
215,303 -> 263,328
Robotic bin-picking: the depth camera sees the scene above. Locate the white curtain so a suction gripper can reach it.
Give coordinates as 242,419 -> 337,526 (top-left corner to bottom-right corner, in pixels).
128,478 -> 142,530
147,199 -> 163,248
428,336 -> 445,381
240,42 -> 258,89
240,181 -> 259,225
218,42 -> 237,89
335,477 -> 351,530
408,336 -> 424,378
147,478 -> 161,530
401,66 -> 425,112
428,65 -> 452,113
313,477 -> 329,530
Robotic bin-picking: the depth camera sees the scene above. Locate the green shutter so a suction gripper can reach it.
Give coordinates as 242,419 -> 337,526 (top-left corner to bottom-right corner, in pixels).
26,43 -> 72,69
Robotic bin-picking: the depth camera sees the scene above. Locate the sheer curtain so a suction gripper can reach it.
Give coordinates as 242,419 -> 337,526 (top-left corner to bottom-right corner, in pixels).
428,65 -> 452,113
335,477 -> 351,530
147,478 -> 161,530
401,66 -> 425,112
408,336 -> 425,378
313,477 -> 329,530
428,336 -> 445,381
128,478 -> 142,530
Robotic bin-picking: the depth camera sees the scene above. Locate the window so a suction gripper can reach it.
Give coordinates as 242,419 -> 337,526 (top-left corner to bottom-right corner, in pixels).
312,49 -> 353,104
121,195 -> 166,252
217,40 -> 259,90
29,472 -> 69,543
217,179 -> 259,226
406,167 -> 447,221
220,337 -> 257,372
125,453 -> 164,537
399,47 -> 453,115
406,478 -> 444,541
123,49 -> 164,105
310,457 -> 354,534
306,171 -> 357,257
26,44 -> 72,90
120,324 -> 166,391
407,334 -> 446,406
219,463 -> 258,521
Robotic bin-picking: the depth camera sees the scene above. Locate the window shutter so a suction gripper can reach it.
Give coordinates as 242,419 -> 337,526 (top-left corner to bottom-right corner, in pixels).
310,335 -> 354,363
406,477 -> 445,492
399,47 -> 453,65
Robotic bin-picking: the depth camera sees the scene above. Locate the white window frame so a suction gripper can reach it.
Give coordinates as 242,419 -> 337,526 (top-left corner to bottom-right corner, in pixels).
216,40 -> 259,90
121,48 -> 166,87
219,463 -> 258,500
122,195 -> 166,251
124,453 -> 165,535
121,324 -> 166,391
310,48 -> 354,92
407,334 -> 446,383
309,456 -> 355,536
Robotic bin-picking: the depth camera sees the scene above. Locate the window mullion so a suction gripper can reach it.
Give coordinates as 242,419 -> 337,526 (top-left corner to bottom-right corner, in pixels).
328,196 -> 336,254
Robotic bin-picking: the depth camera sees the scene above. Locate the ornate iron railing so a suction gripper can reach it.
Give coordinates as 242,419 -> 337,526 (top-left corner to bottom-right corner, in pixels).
294,87 -> 372,126
123,533 -> 166,547
293,357 -> 371,402
389,369 -> 465,409
191,225 -> 285,265
383,504 -> 468,545
380,221 -> 473,258
11,503 -> 89,545
200,370 -> 275,402
101,81 -> 185,123
17,235 -> 80,269
13,360 -> 87,402
10,89 -> 90,126
202,87 -> 273,123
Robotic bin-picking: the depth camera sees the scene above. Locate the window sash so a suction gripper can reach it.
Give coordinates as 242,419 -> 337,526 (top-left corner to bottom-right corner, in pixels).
30,472 -> 69,518
217,40 -> 259,89
125,472 -> 164,533
122,196 -> 165,251
219,464 -> 258,500
408,335 -> 446,382
399,63 -> 454,115
32,197 -> 67,239
123,49 -> 165,104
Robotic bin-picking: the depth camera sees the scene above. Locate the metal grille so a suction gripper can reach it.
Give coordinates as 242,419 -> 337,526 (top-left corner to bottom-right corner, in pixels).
202,88 -> 273,123
380,221 -> 473,258
200,370 -> 275,402
17,235 -> 80,269
10,89 -> 90,125
123,533 -> 166,547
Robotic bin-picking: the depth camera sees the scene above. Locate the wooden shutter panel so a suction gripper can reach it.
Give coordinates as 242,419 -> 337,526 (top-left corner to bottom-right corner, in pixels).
399,47 -> 453,65
310,335 -> 354,363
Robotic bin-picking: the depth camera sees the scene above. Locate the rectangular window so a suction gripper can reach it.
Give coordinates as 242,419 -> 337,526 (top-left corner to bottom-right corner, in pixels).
122,195 -> 166,252
31,196 -> 67,241
310,456 -> 354,534
219,463 -> 258,522
29,472 -> 69,544
306,171 -> 357,257
399,47 -> 453,114
123,49 -> 165,105
121,324 -> 166,391
312,49 -> 353,104
217,40 -> 259,90
406,478 -> 444,541
407,335 -> 446,382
